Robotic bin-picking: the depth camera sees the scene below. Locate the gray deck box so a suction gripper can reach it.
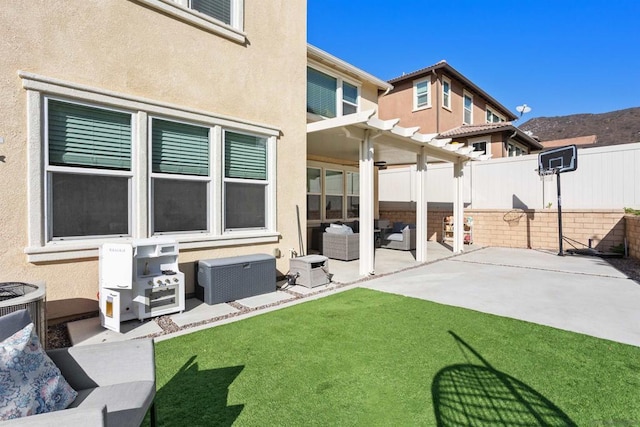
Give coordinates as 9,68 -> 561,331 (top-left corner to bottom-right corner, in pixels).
289,255 -> 330,288
196,254 -> 276,304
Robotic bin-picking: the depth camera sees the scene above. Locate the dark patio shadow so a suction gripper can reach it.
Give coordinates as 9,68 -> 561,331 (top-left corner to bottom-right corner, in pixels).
432,332 -> 576,427
155,356 -> 244,426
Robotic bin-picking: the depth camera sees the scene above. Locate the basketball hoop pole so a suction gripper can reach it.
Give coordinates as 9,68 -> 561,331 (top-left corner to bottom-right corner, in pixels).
556,171 -> 564,256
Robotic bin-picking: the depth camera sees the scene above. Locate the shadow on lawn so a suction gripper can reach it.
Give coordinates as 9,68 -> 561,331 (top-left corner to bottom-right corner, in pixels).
156,356 -> 244,426
431,332 -> 577,427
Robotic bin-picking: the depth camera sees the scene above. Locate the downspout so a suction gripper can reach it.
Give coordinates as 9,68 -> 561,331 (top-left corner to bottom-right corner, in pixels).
433,69 -> 440,133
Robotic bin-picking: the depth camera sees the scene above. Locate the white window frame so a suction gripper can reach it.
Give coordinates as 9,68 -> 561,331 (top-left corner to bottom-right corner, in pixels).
468,136 -> 488,156
307,161 -> 359,223
306,167 -> 322,221
44,97 -> 136,242
21,71 -> 279,262
132,0 -> 245,44
441,76 -> 451,110
508,141 -> 528,157
148,117 -> 215,236
221,129 -> 272,233
463,91 -> 473,124
307,62 -> 361,119
486,107 -> 505,123
413,77 -> 431,111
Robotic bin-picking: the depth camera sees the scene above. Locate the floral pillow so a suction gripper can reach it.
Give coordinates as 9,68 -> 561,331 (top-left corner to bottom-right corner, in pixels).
0,322 -> 77,420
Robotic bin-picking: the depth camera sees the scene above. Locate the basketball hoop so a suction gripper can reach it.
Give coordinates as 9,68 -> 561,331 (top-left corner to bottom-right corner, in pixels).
503,209 -> 525,227
538,168 -> 557,183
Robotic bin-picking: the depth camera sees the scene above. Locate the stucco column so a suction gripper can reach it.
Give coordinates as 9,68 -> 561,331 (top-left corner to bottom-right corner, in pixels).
416,148 -> 428,262
453,160 -> 465,253
359,131 -> 375,276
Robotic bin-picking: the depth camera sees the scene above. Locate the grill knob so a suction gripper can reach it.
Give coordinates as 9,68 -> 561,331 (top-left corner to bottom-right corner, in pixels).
173,278 -> 179,283
165,279 -> 171,285
156,280 -> 162,286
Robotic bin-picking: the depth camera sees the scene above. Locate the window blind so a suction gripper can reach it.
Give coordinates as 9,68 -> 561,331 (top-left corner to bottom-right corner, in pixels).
191,0 -> 231,25
48,100 -> 131,170
152,119 -> 209,176
225,131 -> 267,180
307,67 -> 337,118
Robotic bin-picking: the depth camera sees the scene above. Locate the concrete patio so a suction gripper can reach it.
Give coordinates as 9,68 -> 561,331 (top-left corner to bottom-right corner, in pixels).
67,244 -> 640,348
68,242 -> 467,346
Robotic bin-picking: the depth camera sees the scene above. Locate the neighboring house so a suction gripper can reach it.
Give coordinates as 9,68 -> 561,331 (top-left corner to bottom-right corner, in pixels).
0,1 -> 307,317
539,135 -> 597,149
378,60 -> 542,157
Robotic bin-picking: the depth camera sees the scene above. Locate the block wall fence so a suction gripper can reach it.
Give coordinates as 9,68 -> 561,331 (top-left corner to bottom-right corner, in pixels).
379,207 -> 640,260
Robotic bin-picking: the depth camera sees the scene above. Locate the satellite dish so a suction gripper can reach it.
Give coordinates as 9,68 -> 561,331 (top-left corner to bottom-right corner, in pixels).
516,104 -> 532,117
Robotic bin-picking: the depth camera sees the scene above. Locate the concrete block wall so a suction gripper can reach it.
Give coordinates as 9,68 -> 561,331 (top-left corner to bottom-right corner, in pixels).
379,207 -> 627,252
626,215 -> 640,260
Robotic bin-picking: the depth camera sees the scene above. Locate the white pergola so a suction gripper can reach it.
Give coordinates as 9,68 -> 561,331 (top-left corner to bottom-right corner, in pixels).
307,109 -> 489,276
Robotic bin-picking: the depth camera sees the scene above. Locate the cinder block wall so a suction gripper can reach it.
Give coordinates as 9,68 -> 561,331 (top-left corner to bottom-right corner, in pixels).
626,215 -> 640,260
466,209 -> 625,251
379,207 -> 627,252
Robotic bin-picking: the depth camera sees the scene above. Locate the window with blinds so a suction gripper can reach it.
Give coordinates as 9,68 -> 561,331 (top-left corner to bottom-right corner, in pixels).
224,131 -> 267,180
414,78 -> 431,110
46,99 -> 133,239
48,100 -> 131,170
152,118 -> 209,176
307,67 -> 337,118
190,0 -> 231,25
151,118 -> 210,234
224,131 -> 268,230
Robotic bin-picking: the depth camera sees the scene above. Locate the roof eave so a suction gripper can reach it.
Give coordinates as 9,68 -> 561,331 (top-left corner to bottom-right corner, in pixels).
307,44 -> 393,92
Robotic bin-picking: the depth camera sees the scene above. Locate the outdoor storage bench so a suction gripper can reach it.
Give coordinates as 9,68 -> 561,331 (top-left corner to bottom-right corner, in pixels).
196,254 -> 276,304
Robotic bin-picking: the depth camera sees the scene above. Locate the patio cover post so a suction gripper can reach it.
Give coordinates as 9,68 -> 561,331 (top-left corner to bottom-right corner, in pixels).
415,147 -> 428,262
453,160 -> 465,253
359,130 -> 375,275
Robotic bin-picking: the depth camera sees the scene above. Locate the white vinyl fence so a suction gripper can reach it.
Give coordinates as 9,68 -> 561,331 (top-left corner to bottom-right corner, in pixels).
378,143 -> 640,210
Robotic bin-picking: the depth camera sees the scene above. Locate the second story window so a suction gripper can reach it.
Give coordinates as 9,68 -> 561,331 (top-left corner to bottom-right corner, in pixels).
463,92 -> 473,124
413,77 -> 431,110
442,76 -> 451,110
307,66 -> 360,119
486,108 -> 505,123
189,0 -> 232,25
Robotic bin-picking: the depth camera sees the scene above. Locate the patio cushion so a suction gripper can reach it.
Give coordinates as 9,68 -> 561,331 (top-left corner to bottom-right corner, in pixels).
0,322 -> 77,420
392,222 -> 405,233
385,233 -> 404,242
69,382 -> 155,427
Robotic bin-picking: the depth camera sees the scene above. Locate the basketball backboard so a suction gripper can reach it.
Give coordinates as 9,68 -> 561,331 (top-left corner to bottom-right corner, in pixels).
538,145 -> 577,175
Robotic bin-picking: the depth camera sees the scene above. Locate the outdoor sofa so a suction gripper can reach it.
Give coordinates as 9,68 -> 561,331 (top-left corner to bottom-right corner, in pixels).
0,309 -> 156,426
322,223 -> 359,261
381,222 -> 416,251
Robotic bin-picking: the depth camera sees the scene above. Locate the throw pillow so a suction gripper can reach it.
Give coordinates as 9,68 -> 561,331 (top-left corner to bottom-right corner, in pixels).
0,322 -> 77,420
392,222 -> 405,233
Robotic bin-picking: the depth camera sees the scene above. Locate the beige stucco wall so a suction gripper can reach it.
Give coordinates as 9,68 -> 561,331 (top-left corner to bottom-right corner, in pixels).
0,1 -> 307,312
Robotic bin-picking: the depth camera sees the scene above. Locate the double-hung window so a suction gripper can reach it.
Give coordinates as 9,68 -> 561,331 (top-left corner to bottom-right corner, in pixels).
307,66 -> 359,118
46,99 -> 133,240
486,108 -> 505,123
307,168 -> 322,221
463,92 -> 473,124
414,77 -> 431,110
223,131 -> 268,230
442,76 -> 451,110
324,170 -> 344,220
346,172 -> 359,219
134,0 -> 244,43
151,118 -> 210,234
189,0 -> 232,25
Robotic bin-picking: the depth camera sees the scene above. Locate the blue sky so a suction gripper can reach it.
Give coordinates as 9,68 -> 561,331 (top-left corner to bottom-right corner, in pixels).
307,0 -> 640,122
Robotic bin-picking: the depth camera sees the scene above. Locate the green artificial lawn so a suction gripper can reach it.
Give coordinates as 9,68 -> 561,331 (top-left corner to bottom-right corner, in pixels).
150,288 -> 640,426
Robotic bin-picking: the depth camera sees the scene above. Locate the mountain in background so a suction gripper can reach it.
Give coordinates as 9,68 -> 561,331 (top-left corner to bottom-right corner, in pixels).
519,107 -> 640,146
